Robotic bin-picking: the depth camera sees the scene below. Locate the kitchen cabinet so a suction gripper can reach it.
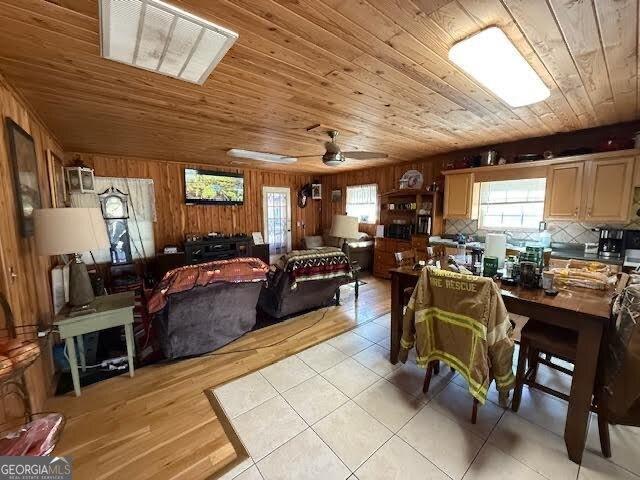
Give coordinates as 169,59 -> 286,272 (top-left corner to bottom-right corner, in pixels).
443,172 -> 475,219
443,150 -> 639,225
582,156 -> 634,223
543,162 -> 584,220
633,158 -> 640,187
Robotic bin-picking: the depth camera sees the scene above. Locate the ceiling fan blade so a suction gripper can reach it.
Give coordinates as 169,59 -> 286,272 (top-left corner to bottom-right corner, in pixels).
292,154 -> 323,159
343,151 -> 389,160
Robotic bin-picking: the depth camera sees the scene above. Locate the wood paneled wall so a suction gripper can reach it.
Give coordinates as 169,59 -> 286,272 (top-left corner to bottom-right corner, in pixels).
320,121 -> 640,236
68,153 -> 322,250
0,74 -> 59,429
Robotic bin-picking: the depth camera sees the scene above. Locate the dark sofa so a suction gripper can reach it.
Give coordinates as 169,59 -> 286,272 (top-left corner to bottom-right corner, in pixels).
154,281 -> 263,359
258,248 -> 352,319
302,233 -> 374,272
148,257 -> 269,360
258,272 -> 344,319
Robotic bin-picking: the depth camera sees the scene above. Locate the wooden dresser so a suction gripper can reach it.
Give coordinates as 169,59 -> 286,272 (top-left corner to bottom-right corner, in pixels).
373,236 -> 433,279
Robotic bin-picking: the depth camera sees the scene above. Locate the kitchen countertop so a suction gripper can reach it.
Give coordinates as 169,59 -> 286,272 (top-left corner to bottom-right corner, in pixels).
549,249 -> 623,265
428,237 -> 624,265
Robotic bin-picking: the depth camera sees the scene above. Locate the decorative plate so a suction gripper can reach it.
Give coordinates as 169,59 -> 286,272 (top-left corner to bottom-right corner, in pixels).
400,170 -> 423,189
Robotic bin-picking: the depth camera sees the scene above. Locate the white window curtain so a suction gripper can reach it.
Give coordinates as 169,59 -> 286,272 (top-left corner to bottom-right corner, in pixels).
70,177 -> 156,263
346,184 -> 378,224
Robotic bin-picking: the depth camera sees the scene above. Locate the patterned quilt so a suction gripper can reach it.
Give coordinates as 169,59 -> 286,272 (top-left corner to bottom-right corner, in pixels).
278,247 -> 352,290
148,257 -> 269,314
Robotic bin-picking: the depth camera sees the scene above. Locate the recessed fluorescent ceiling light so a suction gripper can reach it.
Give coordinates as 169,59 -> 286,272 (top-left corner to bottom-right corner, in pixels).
99,0 -> 238,84
449,27 -> 550,108
227,149 -> 298,164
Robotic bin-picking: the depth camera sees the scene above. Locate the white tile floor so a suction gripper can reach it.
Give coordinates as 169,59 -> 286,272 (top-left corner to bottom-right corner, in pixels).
213,313 -> 640,480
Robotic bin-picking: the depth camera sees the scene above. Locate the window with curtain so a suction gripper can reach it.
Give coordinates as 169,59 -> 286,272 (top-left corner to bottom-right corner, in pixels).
70,177 -> 156,263
346,184 -> 378,224
478,178 -> 546,230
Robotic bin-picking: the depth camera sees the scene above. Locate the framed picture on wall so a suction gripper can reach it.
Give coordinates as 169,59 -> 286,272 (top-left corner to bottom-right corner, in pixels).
331,189 -> 342,203
6,118 -> 41,236
47,149 -> 68,208
311,183 -> 322,200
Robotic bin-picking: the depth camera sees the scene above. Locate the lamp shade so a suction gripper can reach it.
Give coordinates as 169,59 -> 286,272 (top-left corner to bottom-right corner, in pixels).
34,208 -> 110,256
330,215 -> 359,239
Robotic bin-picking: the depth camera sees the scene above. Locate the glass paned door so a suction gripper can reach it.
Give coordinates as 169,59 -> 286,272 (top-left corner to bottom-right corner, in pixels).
262,187 -> 292,260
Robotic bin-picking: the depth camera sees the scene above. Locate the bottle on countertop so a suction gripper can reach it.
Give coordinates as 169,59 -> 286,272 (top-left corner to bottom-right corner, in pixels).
539,221 -> 551,249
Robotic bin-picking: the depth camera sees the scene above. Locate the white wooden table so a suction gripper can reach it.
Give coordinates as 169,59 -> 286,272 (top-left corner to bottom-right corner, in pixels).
54,292 -> 135,396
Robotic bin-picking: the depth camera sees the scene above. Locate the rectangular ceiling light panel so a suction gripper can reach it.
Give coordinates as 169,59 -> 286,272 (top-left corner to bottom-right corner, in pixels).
99,0 -> 238,84
449,27 -> 550,108
227,149 -> 298,164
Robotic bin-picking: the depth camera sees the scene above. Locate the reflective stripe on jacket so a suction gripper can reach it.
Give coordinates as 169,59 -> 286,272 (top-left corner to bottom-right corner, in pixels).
399,266 -> 515,404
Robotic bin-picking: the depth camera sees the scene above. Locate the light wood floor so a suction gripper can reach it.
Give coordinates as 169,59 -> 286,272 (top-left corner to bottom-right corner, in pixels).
46,275 -> 390,480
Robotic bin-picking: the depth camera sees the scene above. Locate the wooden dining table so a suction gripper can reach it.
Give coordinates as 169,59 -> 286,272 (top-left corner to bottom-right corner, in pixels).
389,265 -> 619,464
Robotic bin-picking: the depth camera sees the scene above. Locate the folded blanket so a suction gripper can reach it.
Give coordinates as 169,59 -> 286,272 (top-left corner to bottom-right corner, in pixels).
148,257 -> 269,314
277,248 -> 352,290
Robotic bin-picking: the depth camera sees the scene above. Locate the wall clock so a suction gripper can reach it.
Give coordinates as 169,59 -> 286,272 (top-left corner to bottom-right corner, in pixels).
98,187 -> 132,264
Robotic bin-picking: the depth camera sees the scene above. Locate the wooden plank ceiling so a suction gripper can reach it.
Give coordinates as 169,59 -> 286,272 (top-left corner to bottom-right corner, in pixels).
0,0 -> 638,173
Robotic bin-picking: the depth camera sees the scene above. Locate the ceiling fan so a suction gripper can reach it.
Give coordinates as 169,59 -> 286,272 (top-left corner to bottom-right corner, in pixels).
227,130 -> 388,167
293,130 -> 388,167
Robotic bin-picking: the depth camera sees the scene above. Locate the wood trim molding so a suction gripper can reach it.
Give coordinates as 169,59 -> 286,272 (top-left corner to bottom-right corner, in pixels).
441,149 -> 640,176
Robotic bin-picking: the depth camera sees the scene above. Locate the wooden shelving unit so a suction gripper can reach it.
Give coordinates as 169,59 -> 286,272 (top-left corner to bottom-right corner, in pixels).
379,189 -> 443,237
374,189 -> 443,278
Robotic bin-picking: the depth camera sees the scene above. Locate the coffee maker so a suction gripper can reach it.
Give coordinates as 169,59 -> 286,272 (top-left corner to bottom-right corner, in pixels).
597,229 -> 624,258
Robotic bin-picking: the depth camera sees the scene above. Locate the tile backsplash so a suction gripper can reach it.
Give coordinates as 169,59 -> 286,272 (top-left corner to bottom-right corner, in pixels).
444,188 -> 640,244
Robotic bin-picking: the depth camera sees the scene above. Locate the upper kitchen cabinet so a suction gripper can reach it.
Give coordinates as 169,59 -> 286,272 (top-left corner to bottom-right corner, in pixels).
543,162 -> 584,221
582,156 -> 634,223
443,149 -> 639,224
443,172 -> 476,219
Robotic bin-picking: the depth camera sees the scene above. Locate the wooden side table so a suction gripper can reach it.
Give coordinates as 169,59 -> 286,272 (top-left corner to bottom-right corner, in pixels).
54,292 -> 135,396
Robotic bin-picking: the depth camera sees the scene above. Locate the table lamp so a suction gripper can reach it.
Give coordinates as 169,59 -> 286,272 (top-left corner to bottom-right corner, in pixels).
330,215 -> 360,254
35,208 -> 110,314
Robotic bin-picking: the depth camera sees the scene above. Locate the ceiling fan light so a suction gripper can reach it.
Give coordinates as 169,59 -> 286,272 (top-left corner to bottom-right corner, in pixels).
323,151 -> 345,167
449,27 -> 550,108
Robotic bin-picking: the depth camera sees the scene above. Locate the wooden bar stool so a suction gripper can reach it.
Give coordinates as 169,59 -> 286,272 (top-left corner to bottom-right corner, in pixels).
512,319 -> 611,457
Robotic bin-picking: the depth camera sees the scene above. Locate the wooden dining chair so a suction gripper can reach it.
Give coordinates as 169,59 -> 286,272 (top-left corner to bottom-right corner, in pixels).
427,245 -> 447,261
394,249 -> 417,267
513,273 -> 630,458
395,249 -> 419,307
512,320 -> 612,456
419,270 -> 506,424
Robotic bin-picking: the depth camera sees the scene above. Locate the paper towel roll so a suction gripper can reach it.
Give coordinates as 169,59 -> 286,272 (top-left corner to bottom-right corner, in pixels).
485,233 -> 507,268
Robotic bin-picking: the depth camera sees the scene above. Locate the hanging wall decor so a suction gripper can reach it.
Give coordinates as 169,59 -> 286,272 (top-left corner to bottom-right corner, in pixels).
311,183 -> 322,199
47,149 -> 68,208
297,183 -> 312,208
66,166 -> 96,193
6,118 -> 42,236
399,170 -> 424,189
